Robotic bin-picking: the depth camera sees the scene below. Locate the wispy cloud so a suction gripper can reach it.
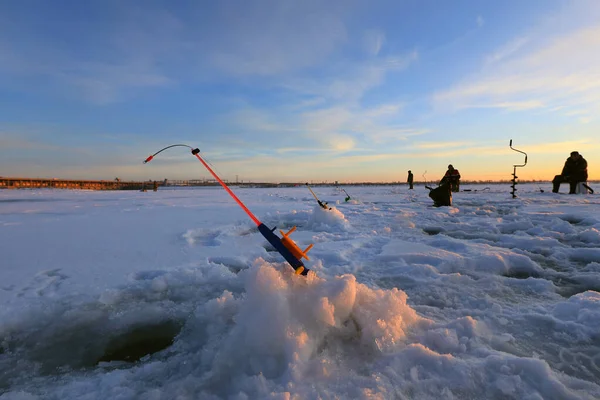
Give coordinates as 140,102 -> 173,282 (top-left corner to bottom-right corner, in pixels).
414,141 -> 474,150
284,50 -> 418,103
524,139 -> 600,154
476,15 -> 485,28
484,37 -> 529,65
363,103 -> 404,117
66,65 -> 172,104
0,134 -> 62,152
468,100 -> 545,111
224,98 -> 427,155
0,1 -> 416,107
433,23 -> 600,120
208,4 -> 347,76
363,29 -> 385,56
0,4 -> 183,104
212,42 -> 421,155
0,1 -> 353,103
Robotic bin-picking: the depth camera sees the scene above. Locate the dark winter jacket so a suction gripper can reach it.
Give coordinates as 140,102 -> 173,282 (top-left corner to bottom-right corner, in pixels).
561,156 -> 588,182
441,169 -> 460,183
407,172 -> 413,184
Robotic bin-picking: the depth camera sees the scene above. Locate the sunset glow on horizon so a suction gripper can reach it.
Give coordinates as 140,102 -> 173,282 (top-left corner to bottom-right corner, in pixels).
1,0 -> 599,182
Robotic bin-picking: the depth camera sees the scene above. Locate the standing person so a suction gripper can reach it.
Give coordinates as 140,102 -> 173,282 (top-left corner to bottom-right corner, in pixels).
407,170 -> 414,189
440,164 -> 461,192
552,151 -> 588,194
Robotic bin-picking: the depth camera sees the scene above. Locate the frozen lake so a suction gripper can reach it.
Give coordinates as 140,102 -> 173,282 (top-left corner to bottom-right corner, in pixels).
1,184 -> 600,399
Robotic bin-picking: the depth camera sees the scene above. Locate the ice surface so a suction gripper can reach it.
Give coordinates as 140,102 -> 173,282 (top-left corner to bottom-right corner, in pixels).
1,184 -> 600,399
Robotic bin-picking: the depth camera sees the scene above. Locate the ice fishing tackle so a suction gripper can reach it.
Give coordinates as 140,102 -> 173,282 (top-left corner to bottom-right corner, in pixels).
462,187 -> 490,193
144,144 -> 313,276
306,183 -> 331,210
279,226 -> 313,261
341,188 -> 351,202
509,139 -> 527,199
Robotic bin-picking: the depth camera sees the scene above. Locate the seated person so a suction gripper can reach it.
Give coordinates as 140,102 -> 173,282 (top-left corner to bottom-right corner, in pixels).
552,151 -> 588,194
440,164 -> 461,192
429,182 -> 452,207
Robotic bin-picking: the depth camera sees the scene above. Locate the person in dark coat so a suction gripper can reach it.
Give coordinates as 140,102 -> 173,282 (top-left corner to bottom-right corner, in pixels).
440,164 -> 461,192
429,182 -> 452,207
407,170 -> 414,190
552,151 -> 588,194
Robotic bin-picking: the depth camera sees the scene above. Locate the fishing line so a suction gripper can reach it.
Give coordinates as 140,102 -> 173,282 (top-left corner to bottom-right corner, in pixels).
306,183 -> 331,210
144,144 -> 313,276
341,188 -> 351,202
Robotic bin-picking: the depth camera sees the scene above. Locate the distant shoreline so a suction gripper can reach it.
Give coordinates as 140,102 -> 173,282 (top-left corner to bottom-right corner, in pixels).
2,176 -> 597,191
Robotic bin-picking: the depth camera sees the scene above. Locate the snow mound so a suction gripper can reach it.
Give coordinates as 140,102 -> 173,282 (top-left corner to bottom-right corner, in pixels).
579,228 -> 600,244
553,290 -> 600,334
306,205 -> 350,231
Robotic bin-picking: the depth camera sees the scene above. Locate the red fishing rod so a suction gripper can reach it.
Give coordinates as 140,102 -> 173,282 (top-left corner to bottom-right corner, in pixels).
144,144 -> 313,276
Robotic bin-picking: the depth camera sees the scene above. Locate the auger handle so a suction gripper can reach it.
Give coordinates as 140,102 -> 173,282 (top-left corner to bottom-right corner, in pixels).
509,139 -> 528,167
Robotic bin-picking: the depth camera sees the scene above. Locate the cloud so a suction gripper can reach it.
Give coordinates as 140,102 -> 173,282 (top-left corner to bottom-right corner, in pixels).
219,95 -> 427,156
327,152 -> 400,164
292,97 -> 327,109
320,134 -> 357,151
476,16 -> 485,28
0,4 -> 182,104
414,141 -> 474,150
433,24 -> 600,119
363,29 -> 385,56
0,1 -> 354,103
202,0 -> 354,76
363,103 -> 404,117
298,101 -> 425,150
302,107 -> 354,134
365,127 -> 428,143
484,37 -> 530,65
468,100 -> 545,111
0,50 -> 172,106
282,50 -> 417,102
227,107 -> 298,134
212,42 -> 420,154
0,134 -> 62,152
524,139 -> 600,154
66,65 -> 172,104
0,1 -> 416,109
563,109 -> 589,117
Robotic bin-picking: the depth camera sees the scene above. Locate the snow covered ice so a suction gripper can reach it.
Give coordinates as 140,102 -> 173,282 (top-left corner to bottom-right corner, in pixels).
1,184 -> 600,399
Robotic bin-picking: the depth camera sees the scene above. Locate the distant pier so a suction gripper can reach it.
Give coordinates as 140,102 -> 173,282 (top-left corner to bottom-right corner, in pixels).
0,177 -> 162,191
2,177 -> 562,190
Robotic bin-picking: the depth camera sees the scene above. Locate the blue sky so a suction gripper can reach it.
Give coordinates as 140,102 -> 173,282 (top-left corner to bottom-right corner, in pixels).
1,0 -> 599,182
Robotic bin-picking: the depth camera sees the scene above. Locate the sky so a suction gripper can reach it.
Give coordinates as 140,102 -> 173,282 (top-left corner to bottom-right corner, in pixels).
1,0 -> 599,183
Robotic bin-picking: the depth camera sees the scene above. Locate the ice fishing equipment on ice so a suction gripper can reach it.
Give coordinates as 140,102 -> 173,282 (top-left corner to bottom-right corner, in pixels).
582,183 -> 594,194
144,144 -> 313,276
509,139 -> 528,199
423,169 -> 452,206
341,188 -> 351,202
306,183 -> 331,210
427,183 -> 452,207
